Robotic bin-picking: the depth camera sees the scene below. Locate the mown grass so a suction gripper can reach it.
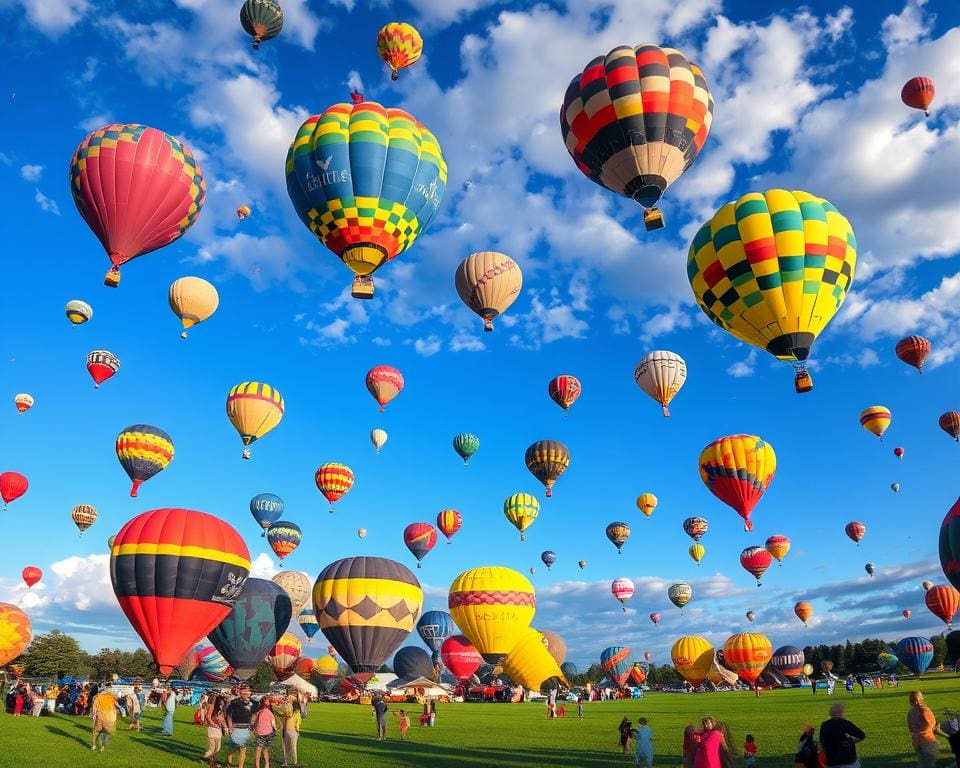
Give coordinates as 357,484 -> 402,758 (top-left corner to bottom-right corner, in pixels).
4,674 -> 960,767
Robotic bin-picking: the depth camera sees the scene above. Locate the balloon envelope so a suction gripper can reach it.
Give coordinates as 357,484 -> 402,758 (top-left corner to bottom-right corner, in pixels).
394,646 -> 435,679
0,603 -> 31,666
722,632 -> 773,686
416,610 -> 455,655
896,636 -> 933,675
441,634 -> 482,680
448,566 -> 535,663
671,636 -> 713,687
600,645 -> 632,686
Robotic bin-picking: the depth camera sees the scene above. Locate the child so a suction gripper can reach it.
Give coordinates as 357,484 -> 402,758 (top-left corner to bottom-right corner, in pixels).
558,702 -> 566,718
682,724 -> 698,768
743,733 -> 757,767
618,717 -> 634,754
395,709 -> 410,740
252,697 -> 276,768
634,717 -> 653,767
577,696 -> 584,719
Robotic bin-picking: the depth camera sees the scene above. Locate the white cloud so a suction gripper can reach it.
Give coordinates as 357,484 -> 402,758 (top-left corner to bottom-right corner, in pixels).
449,332 -> 485,353
880,0 -> 933,49
195,233 -> 305,291
248,553 -> 280,579
414,335 -> 442,356
825,6 -> 855,40
17,0 -> 90,37
20,164 -> 42,181
34,189 -> 60,216
727,350 -> 758,378
346,70 -> 364,94
79,114 -> 112,132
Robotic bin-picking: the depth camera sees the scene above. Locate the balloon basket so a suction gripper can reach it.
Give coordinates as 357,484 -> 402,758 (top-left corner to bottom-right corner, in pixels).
351,275 -> 375,300
104,269 -> 121,288
242,448 -> 251,460
643,209 -> 665,231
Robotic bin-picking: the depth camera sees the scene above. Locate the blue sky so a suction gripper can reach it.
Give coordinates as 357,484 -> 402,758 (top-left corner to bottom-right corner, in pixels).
1,0 -> 960,672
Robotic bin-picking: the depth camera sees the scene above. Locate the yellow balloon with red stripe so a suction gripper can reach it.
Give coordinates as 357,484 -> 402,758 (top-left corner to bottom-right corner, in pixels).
637,493 -> 658,517
0,603 -> 32,666
267,631 -> 302,679
671,635 -> 713,687
448,566 -> 535,663
315,463 -> 355,511
226,382 -> 284,459
376,22 -> 423,80
502,628 -> 567,690
860,405 -> 891,440
722,632 -> 773,686
765,534 -> 791,565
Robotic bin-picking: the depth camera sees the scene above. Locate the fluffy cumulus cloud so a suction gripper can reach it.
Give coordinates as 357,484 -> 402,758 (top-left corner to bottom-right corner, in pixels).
15,0 -> 90,37
727,350 -> 757,378
20,164 -> 42,181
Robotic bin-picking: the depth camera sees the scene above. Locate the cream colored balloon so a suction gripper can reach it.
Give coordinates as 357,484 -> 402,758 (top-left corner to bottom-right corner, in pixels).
370,428 -> 388,454
454,251 -> 523,332
633,350 -> 687,417
168,277 -> 220,338
272,571 -> 311,618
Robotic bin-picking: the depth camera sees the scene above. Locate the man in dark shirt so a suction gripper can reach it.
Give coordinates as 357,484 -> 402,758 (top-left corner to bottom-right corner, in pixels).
372,696 -> 389,741
820,703 -> 866,767
225,684 -> 254,768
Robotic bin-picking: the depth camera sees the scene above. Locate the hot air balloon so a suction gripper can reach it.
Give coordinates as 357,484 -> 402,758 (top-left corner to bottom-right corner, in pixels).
65,299 -> 92,325
86,350 -> 119,388
70,124 -> 205,287
669,583 -> 692,613
794,366 -> 814,394
240,0 -> 283,49
878,652 -> 899,673
548,375 -> 581,412
865,563 -> 877,577
689,543 -> 705,565
578,560 -> 587,570
315,463 -> 355,512
14,394 -> 33,414
314,557 -> 423,683
643,652 -> 653,663
449,566 -> 534,663
403,523 -> 437,568
539,630 -> 566,667
845,521 -> 866,545
287,102 -> 445,300
0,603 -> 31,666
208,578 -> 292,680
376,22 -> 423,80
671,636 -> 713,687
611,577 -> 635,612
771,646 -> 804,678
683,516 -> 708,542
370,428 -> 388,454
629,662 -> 647,686
168,277 -> 219,338
940,498 -> 960,593
366,366 -> 404,411
561,661 -> 578,678
107,535 -> 116,549
633,351 -> 687,417
688,191 -> 856,387
600,646 -> 632,686
894,447 -> 904,460
249,493 -> 283,536
794,601 -> 813,626
699,435 -> 776,532
896,336 -> 931,372
110,508 -> 250,674
896,636 -> 933,675
503,493 -> 540,540
765,535 -> 790,566
902,77 -> 935,116
891,483 -> 901,493
416,610 -> 454,661
116,425 -> 173,497
903,609 -> 912,619
636,493 -> 658,518
860,406 -> 891,441
561,44 -> 713,231
452,433 -> 480,465
540,551 -> 556,570
21,567 -> 41,588
940,412 -> 960,442
314,655 -> 339,679
267,522 -> 302,565
236,205 -> 252,220
0,472 -> 28,510
745,611 -> 755,623
194,642 -> 232,682
650,613 -> 660,625
394,645 -> 434,679
298,607 -> 320,642
723,633 -> 773,687
437,509 -> 462,543
226,382 -> 284,459
455,252 -> 523,332
294,657 -> 314,678
71,504 -> 97,535
923,581 -> 934,591
272,572 -> 312,618
267,632 -> 302,679
525,441 -> 570,498
175,647 -> 200,681
802,663 -> 814,676
441,635 -> 482,681
925,585 -> 960,629
605,522 -> 631,554
740,546 -> 772,586
503,629 -> 567,690
357,528 -> 366,539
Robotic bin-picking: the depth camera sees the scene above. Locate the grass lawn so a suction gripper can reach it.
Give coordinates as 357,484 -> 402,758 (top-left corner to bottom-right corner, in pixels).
4,674 -> 960,767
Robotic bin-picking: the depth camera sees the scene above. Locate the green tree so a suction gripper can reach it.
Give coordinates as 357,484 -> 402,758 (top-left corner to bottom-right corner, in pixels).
22,631 -> 87,677
87,648 -> 158,680
247,662 -> 276,692
932,634 -> 947,669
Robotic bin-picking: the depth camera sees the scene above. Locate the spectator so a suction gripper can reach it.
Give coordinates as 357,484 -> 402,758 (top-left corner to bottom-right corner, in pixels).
694,716 -> 726,768
124,688 -> 141,731
619,716 -> 634,755
634,716 -> 654,767
682,724 -> 698,768
907,691 -> 940,768
90,684 -> 119,752
271,690 -> 301,768
226,683 -> 255,768
394,709 -> 410,741
794,725 -> 819,768
161,687 -> 176,736
819,702 -> 865,767
202,694 -> 226,768
936,710 -> 960,768
743,733 -> 757,767
372,696 -> 389,741
251,696 -> 276,768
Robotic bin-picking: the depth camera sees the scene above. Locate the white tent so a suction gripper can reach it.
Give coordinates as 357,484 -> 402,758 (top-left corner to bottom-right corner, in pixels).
279,674 -> 318,698
390,676 -> 452,698
363,673 -> 398,692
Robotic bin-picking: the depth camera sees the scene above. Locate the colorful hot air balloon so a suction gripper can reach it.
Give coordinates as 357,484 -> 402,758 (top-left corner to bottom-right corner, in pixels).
771,646 -> 804,678
437,509 -> 462,543
740,546 -> 772,586
21,567 -> 41,588
286,103 -> 445,299
110,508 -> 251,674
902,77 -> 935,116
65,299 -> 92,325
208,578 -> 292,680
503,493 -> 540,541
878,652 -> 899,673
249,493 -> 283,536
455,252 -> 523,332
71,504 -> 97,535
723,633 -> 773,687
698,435 -> 776,532
578,560 -> 587,570
357,528 -> 367,539
643,652 -> 653,662
314,557 -> 423,682
394,645 -> 434,679
903,609 -> 912,619
240,0 -> 283,49
896,636 -> 933,675
683,517 -> 708,542
452,433 -> 480,465
416,611 -> 454,660
540,551 -> 556,570
314,655 -> 339,679
267,632 -> 302,679
548,375 -> 581,412
561,661 -> 578,677
865,562 -> 877,577
0,603 -> 31,667
894,447 -> 905,460
448,566 -> 535,663
403,523 -> 437,568
687,191 -> 856,387
370,428 -> 388,454
0,472 -> 28,510
611,578 -> 635,612
267,522 -> 302,564
636,493 -> 658,518
70,124 -> 205,287
794,601 -> 813,626
116,425 -> 173,497
168,277 -> 219,338
315,463 -> 355,512
226,382 -> 284,459
294,657 -> 314,677
765,535 -> 791,566
365,366 -> 404,411
940,499 -> 960,593
272,572 -> 312,618
86,350 -> 119,388
14,394 -> 33,414
671,636 -> 713,687
633,351 -> 687,417
561,44 -> 713,231
669,583 -> 692,613
194,642 -> 232,682
504,629 -> 567,690
649,613 -> 660,625
298,607 -> 320,642
895,336 -> 931,372
745,610 -> 756,623
376,22 -> 423,80
540,630 -> 566,667
629,662 -> 647,686
923,580 -> 934,591
925,585 -> 960,629
860,406 -> 891,440
605,522 -> 631,554
525,441 -> 570,498
689,543 -> 705,565
236,204 -> 252,220
939,412 -> 960,442
845,521 -> 866,545
600,645 -> 632,686
441,634 -> 482,681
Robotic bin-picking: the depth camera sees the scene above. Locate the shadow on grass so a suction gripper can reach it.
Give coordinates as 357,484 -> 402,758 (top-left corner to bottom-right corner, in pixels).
44,724 -> 90,750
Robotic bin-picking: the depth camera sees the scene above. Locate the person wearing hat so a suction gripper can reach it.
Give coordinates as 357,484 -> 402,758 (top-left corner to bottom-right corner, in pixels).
226,684 -> 255,768
90,683 -> 119,752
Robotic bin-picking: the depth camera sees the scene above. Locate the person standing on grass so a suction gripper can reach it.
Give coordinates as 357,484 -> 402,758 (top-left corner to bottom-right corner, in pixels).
161,686 -> 176,735
394,709 -> 411,741
694,716 -> 727,768
577,695 -> 584,719
682,724 -> 698,768
907,691 -> 940,768
845,677 -> 855,695
743,733 -> 757,766
90,684 -> 118,752
270,689 -> 301,768
619,717 -> 634,755
124,688 -> 141,731
202,694 -> 227,768
252,696 -> 276,768
634,717 -> 653,767
226,684 -> 255,768
372,696 -> 389,741
819,702 -> 865,767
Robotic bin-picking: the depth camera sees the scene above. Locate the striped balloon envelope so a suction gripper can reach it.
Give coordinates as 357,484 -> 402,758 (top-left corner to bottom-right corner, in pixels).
771,645 -> 805,677
315,463 -> 354,511
524,440 -> 570,498
267,632 -> 302,679
266,521 -> 302,563
226,382 -> 284,459
547,374 -> 582,412
196,643 -> 233,682
436,509 -> 462,542
298,608 -> 320,642
896,636 -> 933,675
723,632 -> 773,686
600,645 -> 632,686
376,22 -> 423,80
860,406 -> 891,440
698,435 -> 776,532
895,335 -> 931,372
115,425 -> 174,497
403,523 -> 438,568
86,350 -> 120,388
365,366 -> 404,412
503,493 -> 540,540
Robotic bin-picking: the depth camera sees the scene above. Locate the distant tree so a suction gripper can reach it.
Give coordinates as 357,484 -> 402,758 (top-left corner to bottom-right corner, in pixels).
932,634 -> 947,669
21,631 -> 87,677
87,648 -> 158,680
247,662 -> 276,692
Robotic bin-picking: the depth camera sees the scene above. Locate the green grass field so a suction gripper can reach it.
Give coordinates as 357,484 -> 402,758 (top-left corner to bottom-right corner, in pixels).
5,675 -> 960,767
